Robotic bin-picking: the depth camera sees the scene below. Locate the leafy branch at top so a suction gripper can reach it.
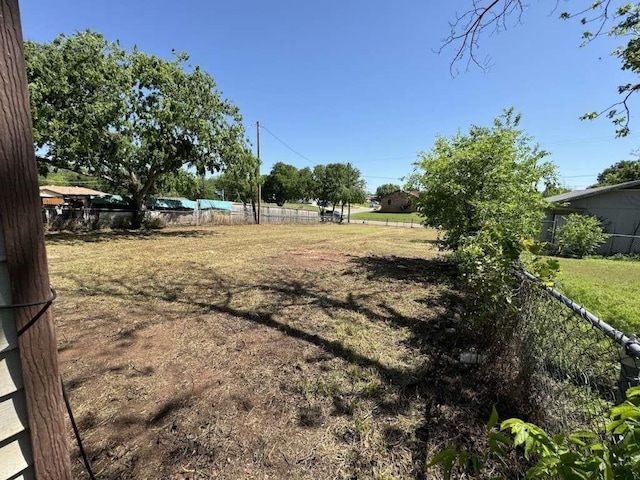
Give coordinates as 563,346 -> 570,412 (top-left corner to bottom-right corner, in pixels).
441,1 -> 640,136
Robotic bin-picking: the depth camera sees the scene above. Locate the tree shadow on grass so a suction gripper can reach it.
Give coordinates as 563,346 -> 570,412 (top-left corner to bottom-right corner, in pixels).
351,254 -> 457,284
45,228 -> 220,245
408,238 -> 440,245
60,254 -> 505,479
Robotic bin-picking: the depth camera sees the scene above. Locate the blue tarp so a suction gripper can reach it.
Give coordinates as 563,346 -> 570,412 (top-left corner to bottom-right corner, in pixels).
148,197 -> 198,210
197,199 -> 233,211
147,197 -> 232,211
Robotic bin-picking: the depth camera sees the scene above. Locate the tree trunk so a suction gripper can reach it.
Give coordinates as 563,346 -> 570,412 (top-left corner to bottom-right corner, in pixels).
0,1 -> 72,476
251,198 -> 257,224
131,192 -> 146,229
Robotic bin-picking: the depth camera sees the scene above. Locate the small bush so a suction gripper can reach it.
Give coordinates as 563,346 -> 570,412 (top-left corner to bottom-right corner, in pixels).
110,216 -> 132,230
50,218 -> 84,232
428,386 -> 640,480
554,214 -> 609,258
142,215 -> 165,230
607,253 -> 640,262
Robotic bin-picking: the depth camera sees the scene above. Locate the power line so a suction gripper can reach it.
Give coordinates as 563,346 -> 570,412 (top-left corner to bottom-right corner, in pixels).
259,124 -> 318,166
361,175 -> 404,180
350,156 -> 416,165
258,125 -> 414,170
559,174 -> 597,179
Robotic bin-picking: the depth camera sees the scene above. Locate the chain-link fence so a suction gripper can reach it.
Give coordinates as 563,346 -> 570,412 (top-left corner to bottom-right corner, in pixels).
502,273 -> 640,437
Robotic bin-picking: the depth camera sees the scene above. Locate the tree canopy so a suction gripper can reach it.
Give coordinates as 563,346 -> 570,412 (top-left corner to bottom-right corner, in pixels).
310,163 -> 365,213
595,159 -> 640,185
442,1 -> 640,136
212,152 -> 260,205
26,30 -> 251,224
413,109 -> 555,249
154,170 -> 201,199
337,163 -> 366,213
375,183 -> 401,200
262,162 -> 303,206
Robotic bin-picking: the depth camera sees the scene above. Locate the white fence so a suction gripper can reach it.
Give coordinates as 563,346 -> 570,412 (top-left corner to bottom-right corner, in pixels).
42,203 -> 323,228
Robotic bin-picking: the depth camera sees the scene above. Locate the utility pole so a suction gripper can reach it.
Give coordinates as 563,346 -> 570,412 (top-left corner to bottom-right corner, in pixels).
256,121 -> 261,225
0,0 -> 72,478
347,162 -> 351,224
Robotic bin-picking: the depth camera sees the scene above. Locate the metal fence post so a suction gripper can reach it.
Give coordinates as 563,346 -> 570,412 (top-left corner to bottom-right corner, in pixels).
618,339 -> 640,403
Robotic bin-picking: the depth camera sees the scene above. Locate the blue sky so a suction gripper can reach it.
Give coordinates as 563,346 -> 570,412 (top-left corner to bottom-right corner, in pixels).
20,0 -> 640,191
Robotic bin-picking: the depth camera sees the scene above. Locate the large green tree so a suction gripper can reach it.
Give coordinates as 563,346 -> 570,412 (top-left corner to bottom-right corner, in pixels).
310,163 -> 364,213
312,164 -> 342,212
26,31 -> 250,225
413,109 -> 555,249
595,159 -> 640,185
262,162 -> 301,206
443,1 -> 640,136
297,167 -> 317,202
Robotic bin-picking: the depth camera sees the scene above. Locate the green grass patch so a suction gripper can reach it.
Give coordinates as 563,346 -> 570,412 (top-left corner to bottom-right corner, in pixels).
557,257 -> 640,335
349,211 -> 424,223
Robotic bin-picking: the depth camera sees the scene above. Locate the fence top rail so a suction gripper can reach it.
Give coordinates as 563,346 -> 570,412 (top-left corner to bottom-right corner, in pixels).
522,270 -> 640,359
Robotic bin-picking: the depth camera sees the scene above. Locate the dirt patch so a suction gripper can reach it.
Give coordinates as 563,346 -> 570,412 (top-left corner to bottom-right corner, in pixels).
263,249 -> 348,270
47,225 -> 505,479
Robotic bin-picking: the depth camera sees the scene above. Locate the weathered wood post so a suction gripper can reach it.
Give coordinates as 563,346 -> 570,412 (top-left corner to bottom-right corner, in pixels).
0,0 -> 72,478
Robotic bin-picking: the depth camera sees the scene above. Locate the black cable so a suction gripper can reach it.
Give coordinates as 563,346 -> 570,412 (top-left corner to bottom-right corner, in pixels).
61,378 -> 96,480
259,124 -> 318,166
0,286 -> 57,309
14,289 -> 58,337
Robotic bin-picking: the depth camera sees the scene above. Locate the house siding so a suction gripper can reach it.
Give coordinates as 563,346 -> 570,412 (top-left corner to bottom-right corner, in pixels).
379,191 -> 418,213
545,188 -> 640,254
0,227 -> 34,480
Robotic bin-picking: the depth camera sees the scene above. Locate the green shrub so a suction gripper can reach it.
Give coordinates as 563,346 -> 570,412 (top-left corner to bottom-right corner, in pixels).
428,386 -> 640,479
453,223 -> 560,347
142,215 -> 165,230
110,215 -> 132,230
607,253 -> 640,262
50,218 -> 84,232
554,214 -> 609,258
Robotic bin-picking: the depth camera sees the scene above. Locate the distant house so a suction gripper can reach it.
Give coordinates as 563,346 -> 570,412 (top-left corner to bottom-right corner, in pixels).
40,185 -> 112,223
379,190 -> 419,213
543,180 -> 640,255
39,185 -> 108,208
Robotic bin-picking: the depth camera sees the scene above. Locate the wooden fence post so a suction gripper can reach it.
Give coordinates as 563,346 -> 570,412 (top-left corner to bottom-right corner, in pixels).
0,1 -> 72,478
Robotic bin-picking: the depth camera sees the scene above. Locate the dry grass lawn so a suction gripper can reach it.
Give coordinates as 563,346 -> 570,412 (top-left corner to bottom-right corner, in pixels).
47,224 -> 484,479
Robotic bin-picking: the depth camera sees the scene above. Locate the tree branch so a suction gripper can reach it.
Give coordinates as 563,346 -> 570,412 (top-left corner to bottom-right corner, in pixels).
439,0 -> 526,74
36,155 -> 117,185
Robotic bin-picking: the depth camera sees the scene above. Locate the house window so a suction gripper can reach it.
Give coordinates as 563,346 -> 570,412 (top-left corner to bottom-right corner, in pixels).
387,199 -> 391,205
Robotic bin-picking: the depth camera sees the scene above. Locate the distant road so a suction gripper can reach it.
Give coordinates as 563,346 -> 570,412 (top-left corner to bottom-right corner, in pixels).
346,219 -> 422,229
346,206 -> 376,214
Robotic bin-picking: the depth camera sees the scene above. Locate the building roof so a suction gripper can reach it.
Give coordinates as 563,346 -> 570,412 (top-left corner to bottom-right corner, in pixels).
41,197 -> 65,206
545,180 -> 640,203
381,190 -> 419,199
39,185 -> 108,196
